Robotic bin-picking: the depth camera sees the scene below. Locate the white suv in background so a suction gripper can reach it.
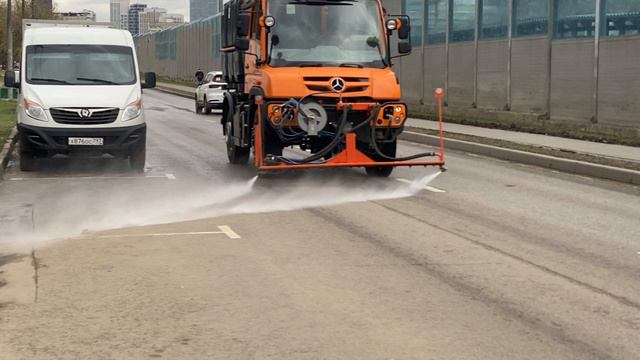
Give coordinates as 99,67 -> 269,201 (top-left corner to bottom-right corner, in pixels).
195,71 -> 226,114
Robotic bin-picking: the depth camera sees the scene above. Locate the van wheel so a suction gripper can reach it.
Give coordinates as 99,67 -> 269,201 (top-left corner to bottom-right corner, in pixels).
195,95 -> 203,114
203,96 -> 212,114
19,151 -> 38,172
226,121 -> 250,165
130,146 -> 146,173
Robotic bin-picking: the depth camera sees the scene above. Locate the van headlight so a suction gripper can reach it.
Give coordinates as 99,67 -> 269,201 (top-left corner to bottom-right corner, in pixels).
123,98 -> 142,121
24,97 -> 47,122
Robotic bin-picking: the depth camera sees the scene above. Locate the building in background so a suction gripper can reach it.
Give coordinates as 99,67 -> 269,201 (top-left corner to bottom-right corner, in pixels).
138,8 -> 185,34
190,0 -> 220,22
110,0 -> 130,28
127,3 -> 148,35
55,10 -> 97,22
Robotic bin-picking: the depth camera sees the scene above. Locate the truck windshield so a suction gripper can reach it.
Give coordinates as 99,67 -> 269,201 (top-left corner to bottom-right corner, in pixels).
267,0 -> 387,68
25,45 -> 136,86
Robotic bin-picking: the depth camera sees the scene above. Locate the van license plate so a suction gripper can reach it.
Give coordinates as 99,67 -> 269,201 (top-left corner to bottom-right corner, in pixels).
68,137 -> 104,146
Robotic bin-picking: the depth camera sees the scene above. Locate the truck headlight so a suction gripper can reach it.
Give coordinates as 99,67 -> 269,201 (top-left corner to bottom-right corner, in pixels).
24,97 -> 47,122
123,98 -> 142,121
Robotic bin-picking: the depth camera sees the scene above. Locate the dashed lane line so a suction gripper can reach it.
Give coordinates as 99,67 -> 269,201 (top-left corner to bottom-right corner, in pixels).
396,178 -> 447,193
91,226 -> 242,240
8,174 -> 177,181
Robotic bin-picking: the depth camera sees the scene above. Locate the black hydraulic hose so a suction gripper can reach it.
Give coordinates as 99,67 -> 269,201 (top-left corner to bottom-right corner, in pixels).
270,105 -> 352,164
369,117 -> 437,162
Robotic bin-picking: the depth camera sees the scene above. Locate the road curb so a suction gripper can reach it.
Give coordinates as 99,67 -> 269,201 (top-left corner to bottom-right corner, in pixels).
155,85 -> 194,99
0,127 -> 18,179
400,131 -> 640,185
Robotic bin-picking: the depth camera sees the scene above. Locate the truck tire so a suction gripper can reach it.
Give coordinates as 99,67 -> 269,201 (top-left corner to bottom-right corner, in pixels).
364,140 -> 396,178
130,145 -> 146,173
203,96 -> 212,114
195,95 -> 203,114
19,151 -> 38,172
226,120 -> 250,165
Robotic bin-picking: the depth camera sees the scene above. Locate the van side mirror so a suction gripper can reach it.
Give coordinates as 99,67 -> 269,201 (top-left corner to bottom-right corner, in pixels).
398,17 -> 411,40
142,72 -> 156,89
4,71 -> 18,88
237,13 -> 250,37
398,41 -> 412,54
235,38 -> 250,52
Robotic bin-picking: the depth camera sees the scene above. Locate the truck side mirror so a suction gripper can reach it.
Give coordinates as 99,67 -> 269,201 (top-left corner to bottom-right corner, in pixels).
195,70 -> 204,84
235,38 -> 250,52
237,13 -> 250,37
4,71 -> 18,88
398,41 -> 412,54
398,17 -> 411,40
142,72 -> 156,89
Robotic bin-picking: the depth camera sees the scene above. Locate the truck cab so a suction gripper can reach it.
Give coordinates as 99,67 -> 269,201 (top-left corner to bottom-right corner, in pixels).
5,20 -> 156,172
220,0 -> 444,176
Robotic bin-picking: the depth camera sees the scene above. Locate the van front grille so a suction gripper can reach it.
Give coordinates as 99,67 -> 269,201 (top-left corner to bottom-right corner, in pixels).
50,108 -> 120,125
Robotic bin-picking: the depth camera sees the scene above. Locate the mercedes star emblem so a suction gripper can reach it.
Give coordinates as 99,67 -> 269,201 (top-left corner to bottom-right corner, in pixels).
330,77 -> 346,93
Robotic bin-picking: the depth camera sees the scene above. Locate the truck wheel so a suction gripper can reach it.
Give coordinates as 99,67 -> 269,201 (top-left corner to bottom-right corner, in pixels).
19,151 -> 38,172
195,95 -> 203,114
365,166 -> 394,177
226,121 -> 250,165
203,96 -> 212,114
364,140 -> 397,178
130,146 -> 146,173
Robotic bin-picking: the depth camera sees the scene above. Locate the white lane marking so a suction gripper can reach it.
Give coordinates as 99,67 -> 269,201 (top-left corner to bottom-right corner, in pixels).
218,225 -> 242,239
396,178 -> 447,193
8,175 -> 170,181
90,226 -> 241,240
165,173 -> 176,180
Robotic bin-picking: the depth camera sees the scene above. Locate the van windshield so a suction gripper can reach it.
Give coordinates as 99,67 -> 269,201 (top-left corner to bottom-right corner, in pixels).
25,45 -> 136,86
267,0 -> 387,68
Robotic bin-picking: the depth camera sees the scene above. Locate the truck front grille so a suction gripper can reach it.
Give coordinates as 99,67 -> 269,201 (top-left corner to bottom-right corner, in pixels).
50,108 -> 120,125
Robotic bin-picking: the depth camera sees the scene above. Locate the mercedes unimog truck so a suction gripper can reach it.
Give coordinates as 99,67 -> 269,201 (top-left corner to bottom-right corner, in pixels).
5,20 -> 157,171
219,0 -> 446,177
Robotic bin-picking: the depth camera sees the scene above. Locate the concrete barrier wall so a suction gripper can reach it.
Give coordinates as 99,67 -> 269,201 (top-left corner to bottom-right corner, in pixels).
510,36 -> 549,114
550,39 -> 595,122
598,37 -> 640,129
477,40 -> 508,110
133,2 -> 640,137
447,43 -> 475,107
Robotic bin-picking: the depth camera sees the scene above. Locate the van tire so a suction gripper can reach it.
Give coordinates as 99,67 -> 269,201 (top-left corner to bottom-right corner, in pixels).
19,151 -> 38,172
130,146 -> 146,173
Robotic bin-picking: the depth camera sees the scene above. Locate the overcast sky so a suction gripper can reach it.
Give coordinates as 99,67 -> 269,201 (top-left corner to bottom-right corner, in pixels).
53,1 -> 190,22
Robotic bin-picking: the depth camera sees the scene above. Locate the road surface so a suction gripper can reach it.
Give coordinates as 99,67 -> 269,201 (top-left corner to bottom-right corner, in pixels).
0,89 -> 639,359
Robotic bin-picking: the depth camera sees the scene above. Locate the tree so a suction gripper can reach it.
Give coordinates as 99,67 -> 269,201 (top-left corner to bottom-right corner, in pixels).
1,0 -> 56,68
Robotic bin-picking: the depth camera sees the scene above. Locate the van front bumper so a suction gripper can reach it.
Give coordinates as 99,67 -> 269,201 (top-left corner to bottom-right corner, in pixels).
18,123 -> 146,155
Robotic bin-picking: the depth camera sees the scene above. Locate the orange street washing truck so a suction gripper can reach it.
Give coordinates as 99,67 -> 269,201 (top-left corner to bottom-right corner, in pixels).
219,0 -> 446,177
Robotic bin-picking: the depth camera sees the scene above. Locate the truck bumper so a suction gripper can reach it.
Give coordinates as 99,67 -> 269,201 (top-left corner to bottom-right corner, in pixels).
18,123 -> 146,156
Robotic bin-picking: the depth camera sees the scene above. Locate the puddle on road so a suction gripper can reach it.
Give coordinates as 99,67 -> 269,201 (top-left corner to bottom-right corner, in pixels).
0,171 -> 442,252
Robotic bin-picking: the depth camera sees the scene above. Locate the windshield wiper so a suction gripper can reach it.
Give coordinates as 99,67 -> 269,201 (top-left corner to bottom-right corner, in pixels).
339,63 -> 364,68
30,77 -> 70,84
298,63 -> 325,67
76,77 -> 120,85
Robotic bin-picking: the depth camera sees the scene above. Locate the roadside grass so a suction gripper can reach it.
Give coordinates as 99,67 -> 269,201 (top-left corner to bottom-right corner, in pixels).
157,76 -> 196,88
0,100 -> 17,146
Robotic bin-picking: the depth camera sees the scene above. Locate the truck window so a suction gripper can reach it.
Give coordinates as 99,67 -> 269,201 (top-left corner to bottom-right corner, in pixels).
267,0 -> 387,68
25,45 -> 137,86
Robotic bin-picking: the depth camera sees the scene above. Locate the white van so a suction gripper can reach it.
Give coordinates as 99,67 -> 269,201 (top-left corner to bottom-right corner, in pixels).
4,21 -> 156,171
